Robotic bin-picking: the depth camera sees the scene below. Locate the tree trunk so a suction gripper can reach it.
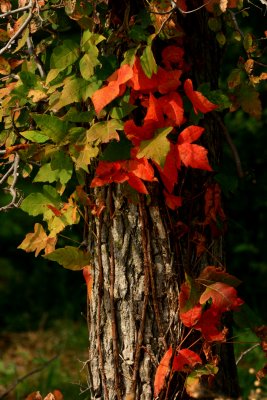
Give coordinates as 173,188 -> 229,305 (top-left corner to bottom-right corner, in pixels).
86,1 -> 240,399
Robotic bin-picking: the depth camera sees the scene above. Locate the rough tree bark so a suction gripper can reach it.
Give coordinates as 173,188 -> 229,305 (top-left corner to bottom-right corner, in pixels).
86,1 -> 240,399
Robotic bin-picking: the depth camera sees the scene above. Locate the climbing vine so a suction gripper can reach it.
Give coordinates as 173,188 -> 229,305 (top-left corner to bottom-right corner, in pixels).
0,0 -> 266,398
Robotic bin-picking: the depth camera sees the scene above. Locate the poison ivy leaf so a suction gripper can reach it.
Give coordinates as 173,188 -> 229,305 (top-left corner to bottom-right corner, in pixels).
31,114 -> 69,143
43,246 -> 90,270
198,266 -> 241,287
20,185 -> 61,218
179,275 -> 202,327
92,64 -> 133,114
50,39 -> 80,69
33,151 -> 73,185
20,130 -> 50,143
184,79 -> 218,114
87,120 -> 124,143
51,77 -> 89,112
199,282 -> 244,311
172,349 -> 202,372
18,223 -> 57,257
140,45 -> 158,78
154,348 -> 172,397
70,142 -> 99,172
194,307 -> 226,342
137,127 -> 172,168
47,197 -> 80,235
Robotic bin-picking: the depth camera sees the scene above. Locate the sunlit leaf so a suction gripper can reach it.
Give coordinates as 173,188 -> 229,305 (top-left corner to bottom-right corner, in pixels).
43,246 -> 90,270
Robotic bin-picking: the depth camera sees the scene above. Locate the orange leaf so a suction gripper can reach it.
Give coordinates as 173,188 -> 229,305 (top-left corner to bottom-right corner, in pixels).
199,282 -> 244,311
92,64 -> 133,114
162,45 -> 184,70
83,266 -> 93,301
154,348 -> 173,397
158,92 -> 184,126
184,79 -> 217,114
178,143 -> 212,171
178,125 -> 204,144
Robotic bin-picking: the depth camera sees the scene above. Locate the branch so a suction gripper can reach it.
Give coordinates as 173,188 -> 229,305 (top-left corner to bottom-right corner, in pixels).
236,343 -> 260,365
0,354 -> 59,399
0,0 -> 34,56
0,151 -> 22,211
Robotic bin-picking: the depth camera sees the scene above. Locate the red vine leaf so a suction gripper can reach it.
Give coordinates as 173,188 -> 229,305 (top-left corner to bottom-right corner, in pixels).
184,79 -> 218,114
83,266 -> 93,301
172,349 -> 202,372
162,46 -> 184,70
92,64 -> 133,114
199,282 -> 244,311
154,348 -> 172,397
163,190 -> 182,210
194,307 -> 227,342
198,266 -> 241,287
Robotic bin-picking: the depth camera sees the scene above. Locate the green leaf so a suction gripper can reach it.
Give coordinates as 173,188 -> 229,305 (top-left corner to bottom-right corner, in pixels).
243,33 -> 253,52
20,130 -> 50,143
51,77 -> 89,112
140,45 -> 157,78
87,120 -> 124,143
33,151 -> 73,185
43,246 -> 90,270
208,17 -> 222,32
46,69 -> 64,85
79,53 -> 99,80
70,142 -> 99,172
237,84 -> 262,119
62,108 -> 94,123
137,127 -> 172,168
81,30 -> 105,52
20,185 -> 61,217
31,114 -> 69,143
216,32 -> 226,46
110,102 -> 136,119
50,39 -> 80,69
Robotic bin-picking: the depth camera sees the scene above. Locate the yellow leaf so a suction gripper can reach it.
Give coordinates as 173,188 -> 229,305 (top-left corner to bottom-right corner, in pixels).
18,223 -> 57,256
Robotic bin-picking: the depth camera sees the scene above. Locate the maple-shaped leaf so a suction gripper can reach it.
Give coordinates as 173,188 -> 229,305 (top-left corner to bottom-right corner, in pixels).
137,127 -> 172,168
92,63 -> 133,114
184,79 -> 218,114
172,349 -> 202,372
154,348 -> 172,397
177,126 -> 212,171
198,266 -> 241,287
90,161 -> 128,187
18,223 -> 57,256
199,282 -> 244,311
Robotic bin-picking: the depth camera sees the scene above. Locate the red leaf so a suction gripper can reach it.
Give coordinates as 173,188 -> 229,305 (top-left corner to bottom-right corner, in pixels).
172,349 -> 202,372
157,143 -> 180,192
158,92 -> 184,126
184,79 -> 218,114
157,68 -> 182,94
178,143 -> 212,171
92,64 -> 133,114
90,161 -> 128,187
178,125 -> 204,144
198,266 -> 241,287
47,204 -> 62,217
194,307 -> 227,342
180,304 -> 203,327
162,46 -> 184,70
127,173 -> 148,194
129,57 -> 159,92
154,348 -> 173,397
164,190 -> 182,210
126,157 -> 154,181
199,282 -> 244,311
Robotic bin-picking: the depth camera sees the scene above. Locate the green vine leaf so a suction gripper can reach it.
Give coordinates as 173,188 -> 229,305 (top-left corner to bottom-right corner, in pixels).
43,246 -> 90,270
137,127 -> 172,168
31,114 -> 69,143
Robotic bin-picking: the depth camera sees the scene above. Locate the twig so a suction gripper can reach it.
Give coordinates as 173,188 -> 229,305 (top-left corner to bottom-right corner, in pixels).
0,152 -> 22,211
0,2 -> 33,18
229,10 -> 245,39
0,0 -> 34,56
236,343 -> 260,365
0,354 -> 59,399
26,36 -> 46,78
